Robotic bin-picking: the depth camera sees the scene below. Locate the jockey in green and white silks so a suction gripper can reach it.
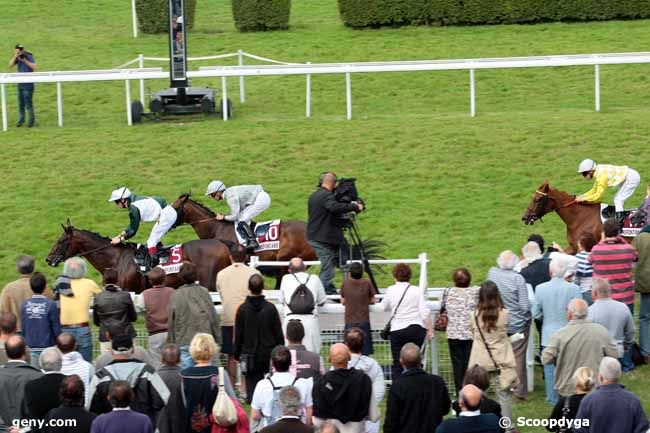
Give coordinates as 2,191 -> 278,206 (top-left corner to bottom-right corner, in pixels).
109,187 -> 178,258
205,180 -> 271,249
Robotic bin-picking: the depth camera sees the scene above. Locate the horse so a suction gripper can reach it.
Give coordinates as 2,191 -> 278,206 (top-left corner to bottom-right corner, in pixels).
45,222 -> 231,293
171,193 -> 317,288
522,181 -> 602,254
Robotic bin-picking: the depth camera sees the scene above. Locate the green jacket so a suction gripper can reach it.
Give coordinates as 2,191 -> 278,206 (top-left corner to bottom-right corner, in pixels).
632,232 -> 650,293
123,194 -> 167,239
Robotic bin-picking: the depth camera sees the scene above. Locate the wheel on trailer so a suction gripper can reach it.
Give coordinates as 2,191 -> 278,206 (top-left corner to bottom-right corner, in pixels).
150,97 -> 163,114
201,96 -> 215,114
218,98 -> 233,119
131,100 -> 144,123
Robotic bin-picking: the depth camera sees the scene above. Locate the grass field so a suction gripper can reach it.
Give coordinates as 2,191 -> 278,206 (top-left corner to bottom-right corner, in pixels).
2,0 -> 650,431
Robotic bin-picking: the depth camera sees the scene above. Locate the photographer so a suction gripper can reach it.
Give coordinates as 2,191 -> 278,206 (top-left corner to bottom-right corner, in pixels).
8,44 -> 37,128
307,172 -> 363,295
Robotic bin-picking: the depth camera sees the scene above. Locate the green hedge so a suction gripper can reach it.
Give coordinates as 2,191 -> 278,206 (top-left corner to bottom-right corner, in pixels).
338,0 -> 650,28
136,0 -> 197,34
231,0 -> 291,32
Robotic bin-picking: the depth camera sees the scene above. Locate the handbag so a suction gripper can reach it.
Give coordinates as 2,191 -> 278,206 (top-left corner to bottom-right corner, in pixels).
434,288 -> 450,332
212,367 -> 238,427
381,284 -> 410,340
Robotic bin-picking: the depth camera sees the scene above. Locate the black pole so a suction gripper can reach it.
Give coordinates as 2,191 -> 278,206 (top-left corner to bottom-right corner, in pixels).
347,219 -> 380,294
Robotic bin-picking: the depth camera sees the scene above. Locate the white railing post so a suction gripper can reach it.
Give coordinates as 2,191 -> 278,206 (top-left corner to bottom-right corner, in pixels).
345,71 -> 352,120
470,69 -> 476,117
125,80 -> 132,126
238,50 -> 245,103
1,84 -> 7,132
221,77 -> 229,121
594,64 -> 601,113
248,255 -> 259,269
306,61 -> 311,118
430,310 -> 439,375
527,322 -> 535,392
418,252 -> 428,291
56,82 -> 63,127
138,54 -> 145,103
131,0 -> 138,38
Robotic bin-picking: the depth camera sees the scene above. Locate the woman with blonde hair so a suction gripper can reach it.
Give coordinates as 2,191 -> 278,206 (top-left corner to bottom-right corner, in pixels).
546,366 -> 595,432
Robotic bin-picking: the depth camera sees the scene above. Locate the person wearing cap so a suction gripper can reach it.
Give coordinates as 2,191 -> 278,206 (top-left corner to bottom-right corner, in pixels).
576,159 -> 641,225
108,187 -> 177,269
205,180 -> 271,250
88,334 -> 169,426
9,44 -> 37,128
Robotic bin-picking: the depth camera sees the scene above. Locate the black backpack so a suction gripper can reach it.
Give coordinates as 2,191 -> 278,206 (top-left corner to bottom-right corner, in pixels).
288,274 -> 315,315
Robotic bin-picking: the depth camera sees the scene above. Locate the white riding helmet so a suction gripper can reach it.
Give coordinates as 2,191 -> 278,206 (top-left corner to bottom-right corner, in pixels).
108,187 -> 132,202
578,159 -> 596,173
205,180 -> 226,196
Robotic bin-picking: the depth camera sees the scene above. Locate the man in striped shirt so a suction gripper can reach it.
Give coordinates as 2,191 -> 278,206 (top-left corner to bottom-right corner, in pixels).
589,219 -> 638,311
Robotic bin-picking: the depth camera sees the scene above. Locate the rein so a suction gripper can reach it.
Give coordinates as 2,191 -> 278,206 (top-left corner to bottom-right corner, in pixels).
76,243 -> 114,257
175,198 -> 220,227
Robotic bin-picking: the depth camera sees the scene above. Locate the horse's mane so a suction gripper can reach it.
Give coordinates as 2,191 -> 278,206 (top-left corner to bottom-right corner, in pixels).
72,227 -> 136,249
188,197 -> 216,217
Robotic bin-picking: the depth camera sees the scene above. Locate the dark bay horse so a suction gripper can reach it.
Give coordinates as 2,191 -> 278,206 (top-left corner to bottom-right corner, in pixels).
522,181 -> 602,254
46,223 -> 231,292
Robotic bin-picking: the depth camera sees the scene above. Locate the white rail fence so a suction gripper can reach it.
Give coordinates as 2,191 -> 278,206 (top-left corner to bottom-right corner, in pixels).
4,51 -> 646,131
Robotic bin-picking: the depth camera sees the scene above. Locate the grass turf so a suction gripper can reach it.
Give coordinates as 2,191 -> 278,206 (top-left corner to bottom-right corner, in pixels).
2,0 -> 650,430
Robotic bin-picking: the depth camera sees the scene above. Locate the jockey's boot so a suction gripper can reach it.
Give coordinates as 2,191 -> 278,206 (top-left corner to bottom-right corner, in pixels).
237,222 -> 259,251
147,246 -> 159,270
615,211 -> 626,230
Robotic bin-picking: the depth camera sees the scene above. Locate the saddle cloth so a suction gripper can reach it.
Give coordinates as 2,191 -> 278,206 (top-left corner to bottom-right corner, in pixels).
246,219 -> 281,252
158,244 -> 183,274
600,204 -> 646,237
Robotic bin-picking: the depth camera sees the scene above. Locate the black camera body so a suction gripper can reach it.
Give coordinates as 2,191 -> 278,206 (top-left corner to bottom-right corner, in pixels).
334,178 -> 363,229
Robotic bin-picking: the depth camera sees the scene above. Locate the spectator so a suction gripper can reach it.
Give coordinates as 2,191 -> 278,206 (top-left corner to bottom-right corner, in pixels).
90,381 -> 153,433
286,319 -> 325,379
259,386 -> 313,433
24,348 -> 66,430
340,262 -> 376,355
59,257 -> 102,362
94,323 -> 156,370
344,328 -> 385,433
307,171 -> 363,294
279,257 -> 327,353
235,274 -> 284,403
8,45 -> 37,128
574,232 -> 598,304
94,268 -> 137,355
43,375 -> 97,433
175,333 -> 236,433
487,250 -> 531,400
0,312 -> 18,365
384,343 -> 450,433
518,241 -> 551,288
382,263 -> 432,380
528,233 -> 550,258
318,422 -> 341,433
468,281 -> 517,432
574,357 -> 649,433
0,255 -> 46,333
167,262 -> 220,369
313,343 -> 372,433
444,267 -> 480,394
137,268 -> 174,363
155,344 -> 182,433
546,367 -> 595,432
22,273 -> 61,367
89,335 -> 169,426
590,218 -> 637,311
0,335 -> 43,425
436,384 -> 502,433
542,299 -> 618,398
631,224 -> 650,364
216,244 -> 261,386
533,256 -> 582,404
251,346 -> 314,429
57,333 -> 95,406
452,365 -> 501,418
588,278 -> 636,372
156,344 -> 181,390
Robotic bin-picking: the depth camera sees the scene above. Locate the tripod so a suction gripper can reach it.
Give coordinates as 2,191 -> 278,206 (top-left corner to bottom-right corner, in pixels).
341,214 -> 380,294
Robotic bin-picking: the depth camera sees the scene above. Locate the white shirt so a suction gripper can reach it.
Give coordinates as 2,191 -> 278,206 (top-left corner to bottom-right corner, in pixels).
279,272 -> 327,317
382,282 -> 429,332
251,372 -> 313,426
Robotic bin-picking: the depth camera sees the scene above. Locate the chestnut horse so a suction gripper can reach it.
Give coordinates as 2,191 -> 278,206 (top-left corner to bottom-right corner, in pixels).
522,181 -> 602,254
46,222 -> 231,292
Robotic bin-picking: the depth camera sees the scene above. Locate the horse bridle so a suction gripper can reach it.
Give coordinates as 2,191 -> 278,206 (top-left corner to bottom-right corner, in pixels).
534,189 -> 576,219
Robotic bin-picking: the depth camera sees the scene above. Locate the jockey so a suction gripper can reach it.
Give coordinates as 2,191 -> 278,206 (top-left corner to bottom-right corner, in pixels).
108,187 -> 178,264
576,159 -> 641,224
205,180 -> 271,250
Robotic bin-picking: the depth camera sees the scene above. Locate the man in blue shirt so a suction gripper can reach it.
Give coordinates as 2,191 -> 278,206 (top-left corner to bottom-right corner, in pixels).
9,44 -> 37,127
21,273 -> 61,368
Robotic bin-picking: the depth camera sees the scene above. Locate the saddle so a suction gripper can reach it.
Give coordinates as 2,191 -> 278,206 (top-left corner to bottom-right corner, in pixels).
240,220 -> 281,252
134,244 -> 178,274
600,204 -> 647,237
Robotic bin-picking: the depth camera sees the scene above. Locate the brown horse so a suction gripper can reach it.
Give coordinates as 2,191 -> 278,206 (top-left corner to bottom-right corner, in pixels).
45,222 -> 231,292
171,193 -> 317,287
522,181 -> 602,254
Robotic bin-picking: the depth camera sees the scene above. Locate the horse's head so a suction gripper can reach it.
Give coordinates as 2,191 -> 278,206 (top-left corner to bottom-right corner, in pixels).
522,181 -> 551,225
46,221 -> 78,266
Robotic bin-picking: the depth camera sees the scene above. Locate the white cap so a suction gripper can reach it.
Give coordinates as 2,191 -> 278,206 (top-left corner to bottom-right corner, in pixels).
205,180 -> 226,196
108,187 -> 131,202
578,159 -> 596,173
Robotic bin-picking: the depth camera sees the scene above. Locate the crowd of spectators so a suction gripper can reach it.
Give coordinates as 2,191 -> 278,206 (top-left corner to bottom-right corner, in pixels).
0,216 -> 649,433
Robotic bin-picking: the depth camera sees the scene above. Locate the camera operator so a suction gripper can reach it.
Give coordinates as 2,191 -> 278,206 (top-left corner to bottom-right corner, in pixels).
307,172 -> 363,295
9,44 -> 37,128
